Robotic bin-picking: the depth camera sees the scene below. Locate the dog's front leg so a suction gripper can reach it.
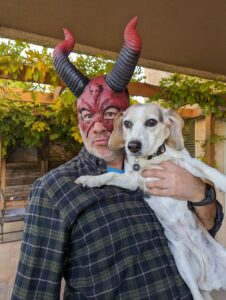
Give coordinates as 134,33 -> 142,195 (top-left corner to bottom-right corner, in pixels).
179,158 -> 226,193
75,172 -> 139,190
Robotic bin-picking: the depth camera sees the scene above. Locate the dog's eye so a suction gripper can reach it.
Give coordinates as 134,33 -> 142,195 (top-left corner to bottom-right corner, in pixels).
123,120 -> 132,128
145,119 -> 157,127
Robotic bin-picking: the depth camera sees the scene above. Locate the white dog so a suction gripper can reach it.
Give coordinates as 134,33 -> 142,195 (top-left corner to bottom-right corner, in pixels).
76,103 -> 226,300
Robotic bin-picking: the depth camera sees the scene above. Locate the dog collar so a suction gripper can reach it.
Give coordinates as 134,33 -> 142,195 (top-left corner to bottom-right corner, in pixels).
132,143 -> 166,171
147,143 -> 166,160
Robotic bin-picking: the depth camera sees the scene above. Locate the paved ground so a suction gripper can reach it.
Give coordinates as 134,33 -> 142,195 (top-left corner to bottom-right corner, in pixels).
0,241 -> 21,300
0,240 -> 226,300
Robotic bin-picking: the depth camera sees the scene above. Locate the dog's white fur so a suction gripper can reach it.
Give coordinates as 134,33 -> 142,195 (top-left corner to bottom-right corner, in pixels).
75,103 -> 226,300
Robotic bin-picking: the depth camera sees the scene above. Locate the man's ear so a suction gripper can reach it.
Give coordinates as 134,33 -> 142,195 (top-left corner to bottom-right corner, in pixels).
108,112 -> 125,150
165,109 -> 184,151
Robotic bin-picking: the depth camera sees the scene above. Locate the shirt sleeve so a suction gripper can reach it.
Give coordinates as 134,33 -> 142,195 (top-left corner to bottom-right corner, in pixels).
11,179 -> 69,300
208,200 -> 224,237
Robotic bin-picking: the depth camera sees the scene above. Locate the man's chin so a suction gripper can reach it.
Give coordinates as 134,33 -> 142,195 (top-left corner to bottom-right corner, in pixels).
91,147 -> 118,162
84,142 -> 120,162
96,151 -> 121,162
80,127 -> 122,162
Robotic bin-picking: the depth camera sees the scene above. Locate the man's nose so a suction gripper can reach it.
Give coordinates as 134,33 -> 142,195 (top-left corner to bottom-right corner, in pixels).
92,121 -> 108,133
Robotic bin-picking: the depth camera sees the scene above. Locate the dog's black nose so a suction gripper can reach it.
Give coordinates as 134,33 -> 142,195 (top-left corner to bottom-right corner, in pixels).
128,140 -> 142,153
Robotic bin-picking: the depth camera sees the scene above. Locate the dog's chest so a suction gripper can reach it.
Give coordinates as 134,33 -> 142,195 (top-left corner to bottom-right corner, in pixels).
124,155 -> 197,235
144,195 -> 186,218
144,194 -> 197,238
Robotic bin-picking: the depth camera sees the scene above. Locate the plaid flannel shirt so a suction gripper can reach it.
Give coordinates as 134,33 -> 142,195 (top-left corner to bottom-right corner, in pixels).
12,147 -> 223,299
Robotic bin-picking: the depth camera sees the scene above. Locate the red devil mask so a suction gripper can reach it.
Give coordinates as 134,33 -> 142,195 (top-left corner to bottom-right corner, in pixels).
53,17 -> 142,136
77,76 -> 129,136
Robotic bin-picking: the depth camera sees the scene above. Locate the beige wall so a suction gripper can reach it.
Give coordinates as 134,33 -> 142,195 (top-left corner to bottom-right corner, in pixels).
195,119 -> 226,247
144,68 -> 170,86
214,120 -> 226,247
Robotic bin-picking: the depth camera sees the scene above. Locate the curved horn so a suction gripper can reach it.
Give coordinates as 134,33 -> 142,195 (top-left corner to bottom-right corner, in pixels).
106,16 -> 142,92
53,28 -> 89,97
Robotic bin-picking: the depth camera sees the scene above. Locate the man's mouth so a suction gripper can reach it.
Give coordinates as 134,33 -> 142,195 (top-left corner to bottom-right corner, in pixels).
93,138 -> 109,145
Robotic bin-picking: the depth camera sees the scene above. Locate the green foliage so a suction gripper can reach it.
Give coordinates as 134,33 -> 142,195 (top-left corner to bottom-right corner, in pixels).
2,39 -> 225,159
152,73 -> 226,118
148,74 -> 226,158
0,39 -> 144,86
0,39 -> 143,157
0,91 -> 82,157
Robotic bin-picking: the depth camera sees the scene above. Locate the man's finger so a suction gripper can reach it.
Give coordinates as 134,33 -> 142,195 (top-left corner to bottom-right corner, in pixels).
142,168 -> 166,179
146,187 -> 171,196
146,179 -> 168,189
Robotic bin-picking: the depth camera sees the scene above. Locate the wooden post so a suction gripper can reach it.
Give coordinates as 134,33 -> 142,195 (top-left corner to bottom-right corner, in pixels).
0,136 -> 6,193
204,114 -> 215,167
40,160 -> 48,176
0,135 -> 1,187
0,136 -> 6,212
0,158 -> 6,197
0,136 -> 3,214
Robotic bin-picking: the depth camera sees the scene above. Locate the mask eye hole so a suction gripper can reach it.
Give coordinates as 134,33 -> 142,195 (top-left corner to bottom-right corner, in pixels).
80,109 -> 93,122
123,120 -> 132,128
145,119 -> 157,127
103,107 -> 119,120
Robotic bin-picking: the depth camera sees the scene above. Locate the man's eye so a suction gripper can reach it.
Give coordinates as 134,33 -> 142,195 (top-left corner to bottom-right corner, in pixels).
81,110 -> 93,122
105,112 -> 115,118
145,119 -> 157,127
123,120 -> 132,128
103,107 -> 119,120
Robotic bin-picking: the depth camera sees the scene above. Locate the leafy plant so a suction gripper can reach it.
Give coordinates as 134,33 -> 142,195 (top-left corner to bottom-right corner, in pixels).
0,39 -> 143,157
154,73 -> 226,118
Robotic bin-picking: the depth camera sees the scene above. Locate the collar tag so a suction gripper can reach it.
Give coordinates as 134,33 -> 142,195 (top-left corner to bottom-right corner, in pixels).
132,158 -> 140,171
133,163 -> 140,171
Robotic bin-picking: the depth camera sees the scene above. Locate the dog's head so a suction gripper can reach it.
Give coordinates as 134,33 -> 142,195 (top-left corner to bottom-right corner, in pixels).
109,103 -> 184,157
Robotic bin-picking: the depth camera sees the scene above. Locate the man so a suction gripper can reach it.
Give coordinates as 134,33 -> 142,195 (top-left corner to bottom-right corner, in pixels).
12,17 -> 223,299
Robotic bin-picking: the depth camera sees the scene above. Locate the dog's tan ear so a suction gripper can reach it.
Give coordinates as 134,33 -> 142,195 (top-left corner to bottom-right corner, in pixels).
165,110 -> 184,151
108,112 -> 125,150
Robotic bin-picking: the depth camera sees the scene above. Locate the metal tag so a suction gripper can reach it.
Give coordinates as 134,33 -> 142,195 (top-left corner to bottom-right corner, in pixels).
133,163 -> 140,171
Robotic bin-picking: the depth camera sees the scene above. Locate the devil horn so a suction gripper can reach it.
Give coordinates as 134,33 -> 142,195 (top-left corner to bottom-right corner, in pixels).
106,16 -> 142,92
53,28 -> 89,97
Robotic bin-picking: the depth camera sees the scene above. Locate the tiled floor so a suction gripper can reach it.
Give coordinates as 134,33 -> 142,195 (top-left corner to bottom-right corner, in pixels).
0,240 -> 226,300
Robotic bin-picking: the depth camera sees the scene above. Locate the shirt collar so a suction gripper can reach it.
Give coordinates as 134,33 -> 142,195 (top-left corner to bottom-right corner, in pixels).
78,146 -> 107,172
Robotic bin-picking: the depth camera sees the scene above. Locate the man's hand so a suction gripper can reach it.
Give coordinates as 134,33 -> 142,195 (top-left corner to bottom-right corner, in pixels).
141,161 -> 205,201
141,161 -> 217,230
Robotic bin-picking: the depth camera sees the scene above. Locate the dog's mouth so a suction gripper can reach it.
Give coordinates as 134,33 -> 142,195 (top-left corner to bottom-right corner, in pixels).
127,151 -> 142,157
126,140 -> 151,158
126,140 -> 166,159
127,143 -> 166,161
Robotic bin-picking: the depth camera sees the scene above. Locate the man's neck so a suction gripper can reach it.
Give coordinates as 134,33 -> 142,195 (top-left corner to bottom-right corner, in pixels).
107,156 -> 124,170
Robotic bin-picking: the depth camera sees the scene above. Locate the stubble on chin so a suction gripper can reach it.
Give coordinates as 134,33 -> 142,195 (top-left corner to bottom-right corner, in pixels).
80,130 -> 122,163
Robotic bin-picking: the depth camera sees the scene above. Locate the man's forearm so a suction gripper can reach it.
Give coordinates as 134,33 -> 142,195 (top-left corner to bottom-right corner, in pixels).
193,201 -> 217,230
189,200 -> 224,236
187,183 -> 224,235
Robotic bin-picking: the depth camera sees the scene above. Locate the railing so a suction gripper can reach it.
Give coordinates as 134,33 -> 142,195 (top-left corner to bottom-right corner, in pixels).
0,191 -> 27,243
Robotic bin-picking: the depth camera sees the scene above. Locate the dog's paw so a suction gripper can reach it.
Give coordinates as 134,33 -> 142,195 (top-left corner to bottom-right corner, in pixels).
75,175 -> 102,188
